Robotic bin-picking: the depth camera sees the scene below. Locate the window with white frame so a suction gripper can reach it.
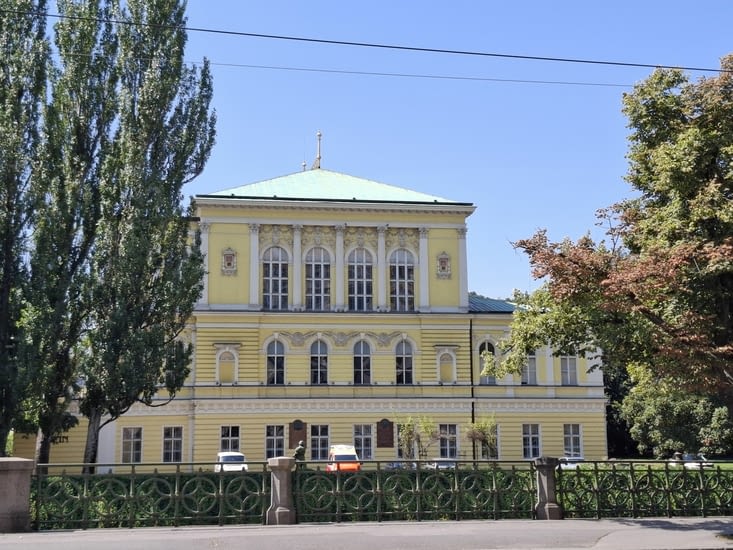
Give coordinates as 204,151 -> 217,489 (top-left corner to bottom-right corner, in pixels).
396,340 -> 413,384
348,248 -> 373,311
479,342 -> 496,385
305,247 -> 330,311
439,424 -> 458,458
353,340 -> 371,385
267,340 -> 285,385
560,355 -> 578,385
220,425 -> 240,452
122,427 -> 142,463
262,246 -> 288,310
389,249 -> 414,312
522,424 -> 541,459
265,425 -> 285,459
310,339 -> 328,385
564,424 -> 582,457
521,352 -> 537,385
163,426 -> 183,463
310,424 -> 329,460
354,424 -> 373,459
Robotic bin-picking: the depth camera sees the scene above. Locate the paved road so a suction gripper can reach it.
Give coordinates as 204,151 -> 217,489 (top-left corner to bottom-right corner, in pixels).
2,518 -> 732,550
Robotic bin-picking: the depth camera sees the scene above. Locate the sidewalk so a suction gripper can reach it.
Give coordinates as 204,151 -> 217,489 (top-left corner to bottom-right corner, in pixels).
2,518 -> 732,550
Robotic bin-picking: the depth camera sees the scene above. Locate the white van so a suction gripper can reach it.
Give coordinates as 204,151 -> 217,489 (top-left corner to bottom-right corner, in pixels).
215,451 -> 248,472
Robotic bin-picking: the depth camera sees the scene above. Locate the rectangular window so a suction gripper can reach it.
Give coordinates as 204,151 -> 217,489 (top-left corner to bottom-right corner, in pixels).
266,425 -> 285,459
220,425 -> 240,452
561,355 -> 577,385
564,424 -> 582,457
522,354 -> 537,385
354,424 -> 373,459
163,426 -> 183,463
439,423 -> 458,459
122,427 -> 142,463
522,424 -> 540,459
310,424 -> 329,460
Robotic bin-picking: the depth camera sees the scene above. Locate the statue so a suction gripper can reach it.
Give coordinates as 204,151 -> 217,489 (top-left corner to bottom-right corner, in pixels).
293,440 -> 306,462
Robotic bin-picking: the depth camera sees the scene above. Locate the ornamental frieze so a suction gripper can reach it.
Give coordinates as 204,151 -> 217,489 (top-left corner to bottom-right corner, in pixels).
279,330 -> 406,349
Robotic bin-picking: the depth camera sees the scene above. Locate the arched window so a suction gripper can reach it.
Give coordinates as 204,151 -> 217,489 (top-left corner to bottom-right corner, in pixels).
305,247 -> 330,311
262,246 -> 288,310
479,342 -> 497,385
389,249 -> 414,312
353,341 -> 371,385
396,341 -> 413,385
310,339 -> 328,385
266,340 -> 285,385
348,248 -> 373,311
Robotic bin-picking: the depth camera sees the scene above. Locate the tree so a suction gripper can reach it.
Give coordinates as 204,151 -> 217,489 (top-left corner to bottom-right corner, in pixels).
0,0 -> 48,456
500,55 -> 733,420
620,364 -> 733,458
396,416 -> 438,460
70,0 -> 214,466
465,415 -> 497,460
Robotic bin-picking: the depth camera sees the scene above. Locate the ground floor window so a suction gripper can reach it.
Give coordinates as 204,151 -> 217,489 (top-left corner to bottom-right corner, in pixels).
310,424 -> 329,460
522,424 -> 541,459
122,427 -> 142,463
354,424 -> 373,459
220,425 -> 240,452
266,425 -> 285,458
439,423 -> 458,458
563,424 -> 582,457
163,426 -> 183,463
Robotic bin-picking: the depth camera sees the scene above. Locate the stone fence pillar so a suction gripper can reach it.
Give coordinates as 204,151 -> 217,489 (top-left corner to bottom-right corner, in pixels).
266,456 -> 296,525
533,456 -> 563,520
0,457 -> 35,532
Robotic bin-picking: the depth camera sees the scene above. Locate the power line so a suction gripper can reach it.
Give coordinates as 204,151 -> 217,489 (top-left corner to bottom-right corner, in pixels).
204,61 -> 632,88
4,8 -> 728,75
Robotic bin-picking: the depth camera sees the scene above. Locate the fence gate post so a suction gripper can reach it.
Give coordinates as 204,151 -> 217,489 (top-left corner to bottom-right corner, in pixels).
0,457 -> 35,532
266,456 -> 296,525
533,456 -> 563,520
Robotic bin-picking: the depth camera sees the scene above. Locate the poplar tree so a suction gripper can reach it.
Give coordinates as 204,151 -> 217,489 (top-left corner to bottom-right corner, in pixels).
0,0 -> 48,456
20,0 -> 214,464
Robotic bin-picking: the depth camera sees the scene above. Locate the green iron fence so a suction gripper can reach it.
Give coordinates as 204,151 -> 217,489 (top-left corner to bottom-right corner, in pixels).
32,462 -> 270,529
557,461 -> 733,518
30,459 -> 733,530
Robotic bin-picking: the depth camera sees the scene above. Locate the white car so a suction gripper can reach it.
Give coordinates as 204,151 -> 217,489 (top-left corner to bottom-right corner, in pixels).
682,453 -> 713,470
558,456 -> 585,470
214,451 -> 248,472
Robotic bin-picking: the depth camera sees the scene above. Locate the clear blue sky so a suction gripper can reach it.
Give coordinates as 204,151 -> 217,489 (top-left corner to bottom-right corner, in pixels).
180,1 -> 733,299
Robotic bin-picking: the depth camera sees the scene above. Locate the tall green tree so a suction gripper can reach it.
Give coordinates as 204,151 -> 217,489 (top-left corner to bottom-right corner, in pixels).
77,0 -> 214,465
23,0 -> 119,464
499,55 -> 733,452
0,0 -> 48,456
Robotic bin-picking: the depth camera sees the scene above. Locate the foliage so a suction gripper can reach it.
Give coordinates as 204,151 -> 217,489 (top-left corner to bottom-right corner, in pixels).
0,0 -> 48,456
0,0 -> 214,461
465,415 -> 498,459
501,55 -> 733,432
620,364 -> 733,458
396,416 -> 438,459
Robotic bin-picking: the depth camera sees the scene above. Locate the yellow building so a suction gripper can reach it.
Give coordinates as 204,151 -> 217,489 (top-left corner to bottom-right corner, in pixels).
14,166 -> 607,467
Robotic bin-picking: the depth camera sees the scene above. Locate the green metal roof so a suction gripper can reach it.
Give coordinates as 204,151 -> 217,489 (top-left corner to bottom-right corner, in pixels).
206,169 -> 468,205
468,295 -> 516,313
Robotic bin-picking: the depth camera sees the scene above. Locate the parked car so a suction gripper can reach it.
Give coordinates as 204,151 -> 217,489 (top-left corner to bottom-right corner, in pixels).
682,453 -> 713,470
214,451 -> 248,472
558,456 -> 585,470
383,461 -> 416,470
325,444 -> 361,472
424,458 -> 458,470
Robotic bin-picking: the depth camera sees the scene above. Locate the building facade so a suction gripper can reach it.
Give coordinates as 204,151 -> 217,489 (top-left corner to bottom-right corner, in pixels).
14,168 -> 607,466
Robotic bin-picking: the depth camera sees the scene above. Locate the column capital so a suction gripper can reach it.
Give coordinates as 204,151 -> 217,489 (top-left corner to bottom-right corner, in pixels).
249,223 -> 260,234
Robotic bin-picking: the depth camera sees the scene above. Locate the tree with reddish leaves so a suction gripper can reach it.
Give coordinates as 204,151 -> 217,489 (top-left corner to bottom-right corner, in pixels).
501,55 -> 733,425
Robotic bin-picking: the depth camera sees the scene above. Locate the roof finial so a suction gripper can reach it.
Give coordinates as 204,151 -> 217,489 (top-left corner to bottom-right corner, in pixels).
301,160 -> 306,172
311,130 -> 322,170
